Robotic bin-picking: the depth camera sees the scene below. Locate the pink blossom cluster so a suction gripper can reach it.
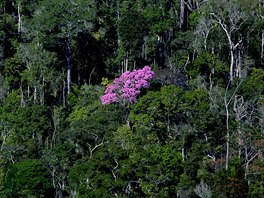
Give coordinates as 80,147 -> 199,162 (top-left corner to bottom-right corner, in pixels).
100,66 -> 154,105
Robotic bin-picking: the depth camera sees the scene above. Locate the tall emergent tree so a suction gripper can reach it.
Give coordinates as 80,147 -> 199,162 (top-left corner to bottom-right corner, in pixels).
204,0 -> 257,82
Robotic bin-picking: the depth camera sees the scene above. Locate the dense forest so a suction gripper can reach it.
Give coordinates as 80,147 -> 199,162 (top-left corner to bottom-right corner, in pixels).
0,0 -> 263,197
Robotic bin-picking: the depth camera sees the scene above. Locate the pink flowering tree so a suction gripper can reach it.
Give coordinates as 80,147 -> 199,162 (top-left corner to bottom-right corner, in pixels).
100,66 -> 154,106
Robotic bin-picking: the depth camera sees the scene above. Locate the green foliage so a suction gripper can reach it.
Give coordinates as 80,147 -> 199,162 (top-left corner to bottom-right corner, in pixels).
118,10 -> 146,52
0,104 -> 52,160
208,158 -> 249,198
67,84 -> 81,106
181,87 -> 210,129
76,85 -> 104,107
169,31 -> 195,71
0,89 -> 20,112
0,0 -> 263,196
0,7 -> 17,54
248,160 -> 264,198
2,56 -> 24,89
140,143 -> 183,197
144,3 -> 173,35
66,89 -> 125,159
4,159 -> 51,197
241,68 -> 264,100
130,84 -> 210,151
114,124 -> 135,150
68,150 -> 117,198
188,53 -> 229,85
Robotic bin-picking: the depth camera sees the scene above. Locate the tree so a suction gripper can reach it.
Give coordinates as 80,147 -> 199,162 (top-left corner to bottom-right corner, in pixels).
0,103 -> 53,162
0,0 -> 17,67
204,0 -> 258,82
29,0 -> 97,96
100,66 -> 154,106
3,159 -> 52,197
180,0 -> 207,32
18,42 -> 61,105
259,0 -> 264,65
118,9 -> 147,70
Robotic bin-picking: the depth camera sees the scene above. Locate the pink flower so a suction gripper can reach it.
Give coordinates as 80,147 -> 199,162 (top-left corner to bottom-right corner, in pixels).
100,66 -> 154,105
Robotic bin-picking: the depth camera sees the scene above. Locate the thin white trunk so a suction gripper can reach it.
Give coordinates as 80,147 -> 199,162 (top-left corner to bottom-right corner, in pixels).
1,125 -> 12,151
224,81 -> 243,169
88,139 -> 104,159
245,149 -> 259,179
62,80 -> 66,106
182,136 -> 185,161
210,13 -> 243,82
34,86 -> 37,103
224,85 -> 231,170
66,43 -> 71,96
228,39 -> 234,82
216,17 -> 235,81
204,36 -> 207,50
18,2 -> 22,34
88,67 -> 95,85
225,102 -> 230,170
182,147 -> 185,162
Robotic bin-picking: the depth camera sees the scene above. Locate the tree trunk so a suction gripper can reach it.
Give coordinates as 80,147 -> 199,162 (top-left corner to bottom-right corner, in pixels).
181,147 -> 185,162
34,86 -> 37,104
66,44 -> 71,96
88,67 -> 95,85
229,45 -> 235,82
211,12 -> 243,83
27,85 -> 30,98
180,0 -> 187,31
17,2 -> 22,41
225,101 -> 230,170
224,81 -> 243,169
62,80 -> 66,106
224,82 -> 232,170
